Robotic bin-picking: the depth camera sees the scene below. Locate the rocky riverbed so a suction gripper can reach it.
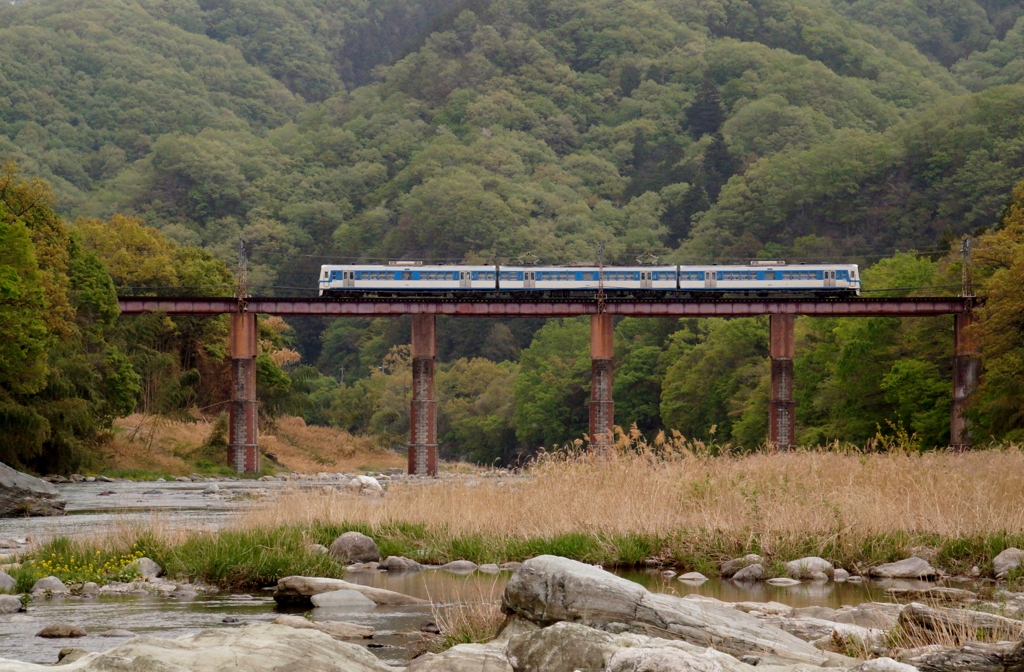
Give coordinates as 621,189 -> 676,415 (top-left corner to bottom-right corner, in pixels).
2,473 -> 1023,669
0,555 -> 1021,670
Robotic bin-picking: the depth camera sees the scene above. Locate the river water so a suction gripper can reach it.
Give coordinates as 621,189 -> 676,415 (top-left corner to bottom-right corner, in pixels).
0,480 -> 922,665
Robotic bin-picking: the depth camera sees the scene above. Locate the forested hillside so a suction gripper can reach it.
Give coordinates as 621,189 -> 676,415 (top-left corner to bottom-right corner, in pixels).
4,0 -> 1024,469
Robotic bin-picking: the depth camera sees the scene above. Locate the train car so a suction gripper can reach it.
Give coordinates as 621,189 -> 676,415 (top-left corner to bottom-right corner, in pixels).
496,266 -> 678,291
689,264 -> 859,293
319,263 -> 496,295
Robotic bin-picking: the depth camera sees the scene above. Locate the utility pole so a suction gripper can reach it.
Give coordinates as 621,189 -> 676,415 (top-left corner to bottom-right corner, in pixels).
961,237 -> 974,298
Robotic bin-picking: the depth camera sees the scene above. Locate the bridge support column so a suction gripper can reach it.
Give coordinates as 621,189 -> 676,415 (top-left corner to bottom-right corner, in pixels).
769,314 -> 796,450
228,313 -> 259,473
409,314 -> 437,476
951,312 -> 980,450
590,314 -> 615,450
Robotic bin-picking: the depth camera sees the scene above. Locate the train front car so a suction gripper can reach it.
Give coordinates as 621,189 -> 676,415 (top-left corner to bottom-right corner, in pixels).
319,264 -> 497,296
689,263 -> 860,296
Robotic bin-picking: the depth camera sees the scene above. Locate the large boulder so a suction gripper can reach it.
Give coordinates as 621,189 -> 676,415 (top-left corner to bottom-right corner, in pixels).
0,462 -> 65,517
273,614 -> 373,639
785,557 -> 833,579
0,623 -> 392,671
831,603 -> 904,630
506,621 -> 761,672
899,602 -> 1024,640
721,554 -> 763,578
500,555 -> 842,667
993,547 -> 1024,579
406,642 -> 513,672
273,576 -> 426,607
900,640 -> 1024,672
868,557 -> 937,579
329,531 -> 380,564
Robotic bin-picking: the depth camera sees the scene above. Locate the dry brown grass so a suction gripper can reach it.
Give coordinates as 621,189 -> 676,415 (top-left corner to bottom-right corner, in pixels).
105,413 -> 404,475
237,434 -> 1024,568
261,416 -> 405,473
244,443 -> 1024,539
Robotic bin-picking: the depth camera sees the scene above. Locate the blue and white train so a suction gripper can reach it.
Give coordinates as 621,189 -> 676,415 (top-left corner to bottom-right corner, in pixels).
318,262 -> 860,296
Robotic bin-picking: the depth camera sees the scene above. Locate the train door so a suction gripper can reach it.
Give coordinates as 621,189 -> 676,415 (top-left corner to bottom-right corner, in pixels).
460,271 -> 471,288
705,270 -> 717,288
344,271 -> 354,287
524,271 -> 535,288
640,271 -> 652,289
825,270 -> 835,287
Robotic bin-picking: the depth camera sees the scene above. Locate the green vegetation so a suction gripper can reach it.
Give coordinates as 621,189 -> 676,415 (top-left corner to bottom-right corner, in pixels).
5,0 -> 1024,470
16,525 -> 1024,591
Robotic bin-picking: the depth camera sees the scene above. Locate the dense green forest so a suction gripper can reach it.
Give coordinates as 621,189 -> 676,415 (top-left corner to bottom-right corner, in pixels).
4,0 -> 1024,470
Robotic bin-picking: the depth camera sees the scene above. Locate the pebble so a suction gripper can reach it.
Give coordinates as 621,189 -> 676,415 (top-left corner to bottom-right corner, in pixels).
766,577 -> 802,586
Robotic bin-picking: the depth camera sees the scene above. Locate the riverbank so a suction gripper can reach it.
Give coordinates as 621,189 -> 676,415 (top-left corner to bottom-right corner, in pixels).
9,445 -> 1024,589
99,414 -> 405,477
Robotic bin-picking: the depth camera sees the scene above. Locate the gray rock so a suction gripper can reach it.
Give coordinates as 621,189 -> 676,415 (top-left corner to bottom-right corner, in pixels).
501,555 -> 839,666
307,543 -> 329,555
504,621 -> 759,672
766,577 -> 802,586
677,572 -> 708,584
994,547 -> 1024,579
885,586 -> 976,603
380,555 -> 422,572
58,648 -> 89,664
0,594 -> 22,613
36,623 -> 86,638
406,641 -> 512,671
347,475 -> 383,495
785,556 -> 833,579
833,569 -> 850,582
83,477 -> 95,482
791,606 -> 838,621
765,615 -> 885,647
202,483 -> 220,494
899,602 -> 1024,640
868,556 -> 937,579
848,657 -> 919,672
900,640 -> 1023,672
499,562 -> 523,572
732,563 -> 764,582
440,560 -> 478,574
15,623 -> 392,671
274,614 -> 373,639
69,474 -> 84,483
329,531 -> 380,564
274,575 -> 426,607
128,557 -> 162,579
309,589 -> 377,609
0,571 -> 16,592
31,576 -> 68,593
733,601 -> 792,616
96,475 -> 114,483
98,629 -> 136,637
175,476 -> 191,482
479,563 -> 501,574
720,554 -> 763,578
0,462 -> 66,517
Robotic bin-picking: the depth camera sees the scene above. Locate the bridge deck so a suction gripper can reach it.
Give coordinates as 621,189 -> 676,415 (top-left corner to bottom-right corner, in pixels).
117,296 -> 971,317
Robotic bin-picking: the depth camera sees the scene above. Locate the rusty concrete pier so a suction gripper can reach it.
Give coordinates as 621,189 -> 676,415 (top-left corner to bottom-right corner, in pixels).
951,311 -> 980,450
589,314 -> 615,450
768,314 -> 796,449
409,314 -> 438,475
228,313 -> 259,472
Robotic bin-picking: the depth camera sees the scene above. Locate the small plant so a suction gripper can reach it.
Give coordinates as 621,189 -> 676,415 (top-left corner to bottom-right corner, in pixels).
17,539 -> 146,588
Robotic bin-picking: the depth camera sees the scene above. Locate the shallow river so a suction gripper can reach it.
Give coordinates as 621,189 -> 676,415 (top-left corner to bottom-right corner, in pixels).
0,480 -> 924,665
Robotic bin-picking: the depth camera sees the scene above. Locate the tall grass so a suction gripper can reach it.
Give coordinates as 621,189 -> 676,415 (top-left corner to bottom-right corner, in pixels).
235,433 -> 1024,573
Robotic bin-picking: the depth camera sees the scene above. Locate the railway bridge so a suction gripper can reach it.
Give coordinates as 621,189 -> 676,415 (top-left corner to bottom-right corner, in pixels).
118,295 -> 978,474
